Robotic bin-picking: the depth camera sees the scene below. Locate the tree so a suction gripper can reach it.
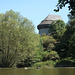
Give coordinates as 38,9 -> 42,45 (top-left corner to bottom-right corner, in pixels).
40,35 -> 59,61
55,19 -> 75,59
42,51 -> 59,61
17,34 -> 42,67
54,0 -> 75,15
0,10 -> 40,67
41,35 -> 56,51
68,13 -> 75,20
69,33 -> 75,59
66,19 -> 75,58
49,20 -> 66,39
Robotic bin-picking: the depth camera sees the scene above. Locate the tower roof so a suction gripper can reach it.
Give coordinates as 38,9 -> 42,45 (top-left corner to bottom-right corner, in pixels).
37,15 -> 62,30
44,15 -> 62,21
39,15 -> 62,25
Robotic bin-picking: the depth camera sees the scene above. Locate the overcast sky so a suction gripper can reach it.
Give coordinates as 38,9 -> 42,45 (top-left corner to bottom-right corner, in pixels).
0,0 -> 69,33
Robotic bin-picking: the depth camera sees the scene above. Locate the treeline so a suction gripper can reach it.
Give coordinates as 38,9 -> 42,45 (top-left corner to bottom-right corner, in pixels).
0,10 -> 75,68
33,17 -> 75,68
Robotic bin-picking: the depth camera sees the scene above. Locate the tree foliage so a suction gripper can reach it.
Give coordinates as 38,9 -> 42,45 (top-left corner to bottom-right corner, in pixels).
0,10 -> 40,67
41,34 -> 56,51
49,20 -> 66,39
42,51 -> 59,61
40,34 -> 59,62
54,0 -> 75,15
55,18 -> 75,59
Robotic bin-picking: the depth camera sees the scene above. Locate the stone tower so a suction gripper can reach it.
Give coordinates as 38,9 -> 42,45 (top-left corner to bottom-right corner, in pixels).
37,15 -> 62,35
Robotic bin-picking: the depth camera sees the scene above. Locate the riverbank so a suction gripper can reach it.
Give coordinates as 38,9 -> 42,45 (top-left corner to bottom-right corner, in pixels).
0,67 -> 75,69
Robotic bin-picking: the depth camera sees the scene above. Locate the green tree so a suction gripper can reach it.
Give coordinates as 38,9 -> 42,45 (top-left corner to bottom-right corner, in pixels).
68,13 -> 75,20
55,19 -> 75,59
48,51 -> 59,61
54,0 -> 75,15
66,19 -> 75,58
69,33 -> 75,59
49,20 -> 66,39
40,35 -> 59,62
42,51 -> 59,61
0,10 -> 40,68
17,34 -> 43,67
41,35 -> 56,51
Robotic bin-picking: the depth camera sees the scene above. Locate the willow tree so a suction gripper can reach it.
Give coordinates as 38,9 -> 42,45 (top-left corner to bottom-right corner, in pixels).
0,10 -> 40,67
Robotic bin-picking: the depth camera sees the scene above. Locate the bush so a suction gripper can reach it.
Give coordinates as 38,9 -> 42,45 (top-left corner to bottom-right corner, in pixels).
33,61 -> 57,68
42,51 -> 59,61
48,51 -> 59,61
55,58 -> 75,67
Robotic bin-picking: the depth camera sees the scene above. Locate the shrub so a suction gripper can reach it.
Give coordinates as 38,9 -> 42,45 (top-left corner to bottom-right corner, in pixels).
42,51 -> 59,61
33,61 -> 57,68
55,57 -> 75,67
48,51 -> 59,61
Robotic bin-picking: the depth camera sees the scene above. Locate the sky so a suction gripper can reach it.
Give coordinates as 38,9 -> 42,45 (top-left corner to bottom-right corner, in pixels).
0,0 -> 69,34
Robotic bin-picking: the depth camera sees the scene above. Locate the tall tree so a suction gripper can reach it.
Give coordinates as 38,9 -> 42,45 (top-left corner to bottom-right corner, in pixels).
55,19 -> 75,58
0,10 -> 40,67
49,20 -> 66,39
40,35 -> 59,61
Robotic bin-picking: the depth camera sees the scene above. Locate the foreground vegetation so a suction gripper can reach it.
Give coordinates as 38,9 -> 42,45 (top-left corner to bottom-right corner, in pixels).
0,9 -> 75,68
0,10 -> 40,68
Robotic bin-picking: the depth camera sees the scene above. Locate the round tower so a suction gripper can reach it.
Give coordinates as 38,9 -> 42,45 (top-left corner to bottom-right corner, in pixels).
37,15 -> 62,35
